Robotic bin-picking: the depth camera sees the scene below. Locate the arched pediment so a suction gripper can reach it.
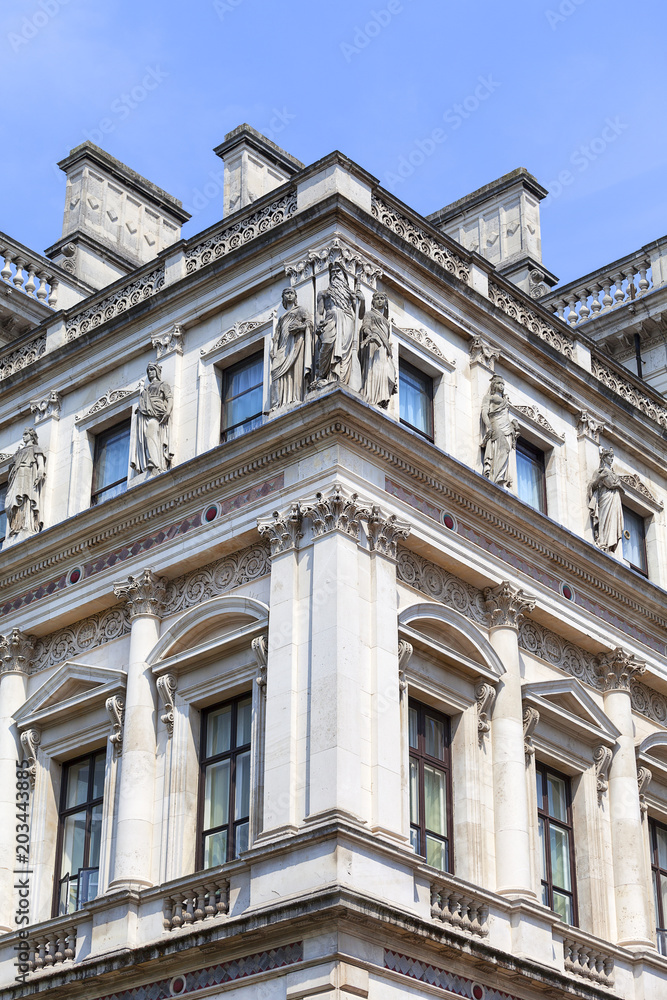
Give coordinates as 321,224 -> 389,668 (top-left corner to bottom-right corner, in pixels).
398,601 -> 505,682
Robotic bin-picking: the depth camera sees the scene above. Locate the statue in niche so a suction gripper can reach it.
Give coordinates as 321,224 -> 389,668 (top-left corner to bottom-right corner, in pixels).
6,427 -> 46,538
359,291 -> 396,409
270,287 -> 314,409
587,447 -> 624,552
131,363 -> 173,475
480,375 -> 519,487
314,262 -> 365,391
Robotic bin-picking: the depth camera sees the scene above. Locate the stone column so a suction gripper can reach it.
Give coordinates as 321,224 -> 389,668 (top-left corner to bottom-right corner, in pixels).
596,648 -> 653,947
0,630 -> 33,932
485,582 -> 537,897
108,569 -> 166,891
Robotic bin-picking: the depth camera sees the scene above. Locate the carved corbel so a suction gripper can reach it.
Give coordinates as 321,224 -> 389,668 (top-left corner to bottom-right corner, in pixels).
20,729 -> 40,789
152,323 -> 184,359
30,390 -> 62,423
366,507 -> 412,560
469,335 -> 499,370
484,582 -> 536,630
257,504 -> 302,556
637,765 -> 652,817
475,681 -> 496,747
577,410 -> 603,443
252,635 -> 268,690
595,648 -> 646,692
0,629 -> 35,674
594,745 -> 613,802
523,707 -> 540,763
156,674 -> 177,736
113,568 -> 168,619
300,484 -> 366,539
397,639 -> 413,695
106,696 -> 125,757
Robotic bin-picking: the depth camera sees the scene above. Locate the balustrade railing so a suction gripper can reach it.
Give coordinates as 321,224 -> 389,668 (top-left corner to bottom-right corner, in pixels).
429,879 -> 489,937
163,877 -> 230,931
562,934 -> 614,988
27,921 -> 77,972
0,236 -> 60,309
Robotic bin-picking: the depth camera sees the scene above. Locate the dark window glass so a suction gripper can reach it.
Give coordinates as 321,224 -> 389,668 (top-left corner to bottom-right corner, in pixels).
0,483 -> 6,549
91,420 -> 131,505
221,353 -> 264,442
650,818 -> 667,955
399,360 -> 434,440
516,438 -> 547,514
199,695 -> 252,869
536,763 -> 577,924
408,700 -> 452,872
54,750 -> 106,915
622,506 -> 648,575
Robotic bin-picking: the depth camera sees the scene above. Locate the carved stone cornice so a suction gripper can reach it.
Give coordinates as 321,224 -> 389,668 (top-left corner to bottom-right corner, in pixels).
0,629 -> 35,674
595,648 -> 646,691
397,638 -> 413,694
366,507 -> 412,560
257,504 -> 303,556
483,582 -> 536,630
637,765 -> 652,816
20,729 -> 40,789
152,323 -> 184,359
523,706 -> 540,763
156,673 -> 177,736
252,634 -> 268,690
300,485 -> 367,540
594,745 -> 613,802
475,681 -> 496,746
113,568 -> 168,620
106,695 -> 124,757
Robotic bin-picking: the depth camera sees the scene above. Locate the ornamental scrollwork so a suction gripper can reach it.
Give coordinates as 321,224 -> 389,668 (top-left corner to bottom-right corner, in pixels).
365,507 -> 412,560
284,236 -> 383,289
0,333 -> 46,382
252,635 -> 268,690
156,674 -> 177,736
594,745 -> 612,802
594,647 -> 646,691
591,358 -> 667,430
66,266 -> 165,342
484,582 -> 536,630
475,681 -> 496,746
488,281 -> 574,359
523,706 -> 540,763
371,195 -> 470,284
397,639 -> 413,694
20,729 -> 40,788
75,386 -> 134,422
300,484 -> 368,540
186,192 -> 297,275
106,696 -> 125,757
257,504 -> 303,556
0,629 -> 35,673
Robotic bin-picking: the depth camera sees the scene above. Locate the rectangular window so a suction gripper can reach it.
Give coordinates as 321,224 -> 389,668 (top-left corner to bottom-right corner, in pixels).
536,763 -> 577,924
516,438 -> 547,514
54,750 -> 105,915
408,699 -> 452,872
199,694 -> 252,869
221,353 -> 264,442
622,505 -> 648,576
0,482 -> 6,550
650,818 -> 667,956
91,420 -> 131,506
399,360 -> 434,441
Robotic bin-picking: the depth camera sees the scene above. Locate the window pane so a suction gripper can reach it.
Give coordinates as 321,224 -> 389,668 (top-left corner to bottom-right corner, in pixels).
204,760 -> 230,831
235,821 -> 249,856
409,758 -> 420,825
399,362 -> 433,438
66,761 -> 90,809
61,813 -> 86,879
550,824 -> 572,891
424,765 -> 447,836
236,698 -> 252,747
92,753 -> 106,800
424,714 -> 445,761
426,834 -> 448,872
224,357 -> 263,401
206,706 -> 231,758
553,890 -> 573,923
408,707 -> 418,749
661,873 -> 667,929
516,442 -> 546,513
204,829 -> 227,868
409,827 -> 420,855
222,355 -> 264,438
623,506 -> 647,573
92,422 -> 130,495
234,751 -> 251,821
225,386 -> 263,430
538,816 -> 547,881
79,868 -> 99,907
89,804 -> 103,867
547,773 -> 568,823
657,826 -> 667,870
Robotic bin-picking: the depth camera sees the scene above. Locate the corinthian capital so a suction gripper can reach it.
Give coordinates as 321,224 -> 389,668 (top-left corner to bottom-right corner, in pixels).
257,503 -> 303,556
301,484 -> 366,539
595,648 -> 646,691
483,582 -> 536,629
0,629 -> 35,674
113,568 -> 167,619
366,507 -> 412,560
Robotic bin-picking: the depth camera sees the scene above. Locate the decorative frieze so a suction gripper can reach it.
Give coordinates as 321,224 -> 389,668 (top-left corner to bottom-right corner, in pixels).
185,191 -> 297,275
20,729 -> 40,788
366,508 -> 412,560
392,322 -> 453,365
32,606 -> 130,674
284,236 -> 382,288
0,629 -> 35,673
620,473 -> 662,509
152,323 -> 183,359
595,647 -> 646,691
475,681 -> 496,746
66,265 -> 165,342
156,674 -> 177,736
594,745 -> 612,802
371,195 -> 470,284
163,543 -> 271,617
106,695 -> 124,757
257,504 -> 303,556
523,706 -> 540,762
204,318 -> 266,356
514,404 -> 563,441
396,547 -> 488,626
75,386 -> 134,423
113,568 -> 168,619
592,357 -> 667,430
0,333 -> 46,383
30,390 -> 62,423
484,581 -> 536,629
488,281 -> 574,359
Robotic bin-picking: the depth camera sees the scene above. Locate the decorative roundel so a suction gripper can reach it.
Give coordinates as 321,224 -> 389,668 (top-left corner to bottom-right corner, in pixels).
67,566 -> 83,586
170,975 -> 187,996
560,581 -> 575,602
471,984 -> 485,1000
203,502 -> 220,524
442,511 -> 457,531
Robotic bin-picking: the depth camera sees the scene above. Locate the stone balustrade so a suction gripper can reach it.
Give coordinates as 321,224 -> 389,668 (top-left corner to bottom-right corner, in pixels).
27,920 -> 77,972
429,878 -> 489,937
163,877 -> 230,931
562,933 -> 615,988
0,235 -> 60,309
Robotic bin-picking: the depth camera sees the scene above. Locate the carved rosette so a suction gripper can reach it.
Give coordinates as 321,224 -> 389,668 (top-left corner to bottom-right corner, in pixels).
257,504 -> 303,557
156,674 -> 177,736
523,706 -> 540,763
475,681 -> 496,746
20,729 -> 40,788
106,696 -> 125,757
113,569 -> 168,619
252,634 -> 268,690
398,639 -> 413,695
0,629 -> 35,674
595,648 -> 646,692
637,765 -> 652,816
594,745 -> 613,802
366,508 -> 412,561
483,582 -> 536,630
300,485 -> 367,540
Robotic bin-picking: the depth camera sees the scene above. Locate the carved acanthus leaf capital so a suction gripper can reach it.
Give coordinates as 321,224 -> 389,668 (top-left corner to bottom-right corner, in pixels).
475,681 -> 496,746
156,673 -> 177,736
366,507 -> 412,560
113,568 -> 168,619
301,484 -> 366,539
20,729 -> 40,788
595,648 -> 646,691
483,582 -> 536,629
257,504 -> 303,556
523,706 -> 540,762
106,696 -> 124,757
0,629 -> 35,674
594,745 -> 613,802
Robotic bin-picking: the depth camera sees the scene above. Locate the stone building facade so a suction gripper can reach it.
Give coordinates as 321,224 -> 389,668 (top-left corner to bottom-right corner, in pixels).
1,126 -> 667,1000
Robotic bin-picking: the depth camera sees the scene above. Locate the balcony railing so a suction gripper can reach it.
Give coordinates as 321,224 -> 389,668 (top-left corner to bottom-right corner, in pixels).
163,876 -> 230,932
429,876 -> 489,938
562,932 -> 615,988
0,236 -> 60,309
26,918 -> 78,973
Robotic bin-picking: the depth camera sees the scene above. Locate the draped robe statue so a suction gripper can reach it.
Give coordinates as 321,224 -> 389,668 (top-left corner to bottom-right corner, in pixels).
315,263 -> 365,392
131,363 -> 173,474
481,375 -> 519,487
270,288 -> 314,409
587,447 -> 624,552
6,427 -> 45,538
359,292 -> 396,409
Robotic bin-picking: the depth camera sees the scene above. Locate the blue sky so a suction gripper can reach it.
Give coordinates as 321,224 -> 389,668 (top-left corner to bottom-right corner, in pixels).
2,0 -> 666,285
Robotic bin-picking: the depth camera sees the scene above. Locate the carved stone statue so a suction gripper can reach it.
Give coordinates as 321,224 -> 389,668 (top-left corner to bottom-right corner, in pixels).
359,291 -> 396,409
6,428 -> 45,538
587,447 -> 624,552
270,288 -> 314,409
130,363 -> 173,475
481,375 -> 519,487
314,263 -> 365,391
